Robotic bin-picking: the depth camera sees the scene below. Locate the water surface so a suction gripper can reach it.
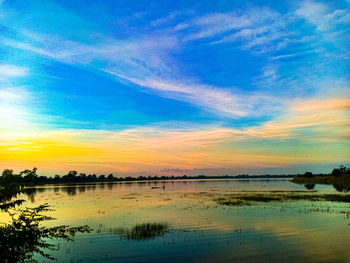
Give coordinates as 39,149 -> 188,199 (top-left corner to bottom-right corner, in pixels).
9,179 -> 350,262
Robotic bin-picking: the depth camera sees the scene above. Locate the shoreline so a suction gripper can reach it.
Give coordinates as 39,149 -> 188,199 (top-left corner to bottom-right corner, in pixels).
22,176 -> 295,188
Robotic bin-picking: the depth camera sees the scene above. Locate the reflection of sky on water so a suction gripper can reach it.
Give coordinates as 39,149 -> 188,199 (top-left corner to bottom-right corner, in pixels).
22,178 -> 340,198
2,180 -> 349,262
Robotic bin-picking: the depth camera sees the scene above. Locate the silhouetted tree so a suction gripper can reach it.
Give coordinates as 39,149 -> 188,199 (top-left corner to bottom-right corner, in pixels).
332,168 -> 343,177
2,169 -> 14,177
339,165 -> 346,172
98,175 -> 105,180
0,169 -> 91,262
1,169 -> 22,184
304,184 -> 315,190
0,204 -> 90,262
304,172 -> 314,178
20,168 -> 38,184
79,173 -> 87,181
53,174 -> 60,183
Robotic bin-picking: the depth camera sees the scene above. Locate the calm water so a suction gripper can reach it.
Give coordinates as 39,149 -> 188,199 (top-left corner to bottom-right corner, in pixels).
9,180 -> 350,262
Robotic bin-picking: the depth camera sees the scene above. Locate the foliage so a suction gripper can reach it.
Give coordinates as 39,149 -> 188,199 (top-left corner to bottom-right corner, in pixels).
303,172 -> 314,178
0,172 -> 91,262
304,184 -> 315,190
291,165 -> 350,192
0,204 -> 90,262
0,175 -> 25,211
0,168 -> 294,186
331,165 -> 350,177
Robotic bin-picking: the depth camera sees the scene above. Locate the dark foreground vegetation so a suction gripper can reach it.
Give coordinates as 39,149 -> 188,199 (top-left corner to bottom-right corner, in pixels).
291,165 -> 350,192
0,175 -> 91,262
0,165 -> 349,261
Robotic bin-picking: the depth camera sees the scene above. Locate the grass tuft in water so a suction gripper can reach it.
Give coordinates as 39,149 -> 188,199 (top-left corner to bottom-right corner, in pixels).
215,198 -> 251,206
111,222 -> 170,240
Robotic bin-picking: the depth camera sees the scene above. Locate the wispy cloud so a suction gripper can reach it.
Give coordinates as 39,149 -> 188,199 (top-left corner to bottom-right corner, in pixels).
179,7 -> 290,53
149,11 -> 188,27
0,64 -> 28,79
1,0 -> 349,136
0,64 -> 33,130
0,5 -> 292,121
183,11 -> 252,41
104,73 -> 252,116
0,87 -> 35,130
0,87 -> 28,102
3,30 -> 286,118
1,96 -> 348,174
296,0 -> 350,32
247,98 -> 350,140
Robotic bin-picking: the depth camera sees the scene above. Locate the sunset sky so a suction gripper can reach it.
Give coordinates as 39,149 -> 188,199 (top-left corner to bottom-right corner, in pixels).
0,0 -> 349,176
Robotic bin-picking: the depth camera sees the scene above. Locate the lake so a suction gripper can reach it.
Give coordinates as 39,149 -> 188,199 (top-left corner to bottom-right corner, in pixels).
11,179 -> 350,262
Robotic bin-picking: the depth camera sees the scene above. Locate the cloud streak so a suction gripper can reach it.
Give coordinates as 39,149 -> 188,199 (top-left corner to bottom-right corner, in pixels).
296,1 -> 350,32
0,64 -> 28,79
2,1 -> 349,120
3,30 -> 284,118
0,0 -> 349,175
1,97 -> 348,174
181,7 -> 290,53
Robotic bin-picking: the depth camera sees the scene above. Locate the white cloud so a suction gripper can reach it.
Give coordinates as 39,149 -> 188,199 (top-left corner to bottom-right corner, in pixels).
296,1 -> 329,31
4,31 -> 268,117
105,73 -> 250,116
181,7 -> 290,53
0,87 -> 34,130
150,11 -> 185,27
3,3 -> 347,120
0,64 -> 28,79
183,12 -> 252,41
296,0 -> 350,32
3,30 -> 289,118
0,87 -> 27,102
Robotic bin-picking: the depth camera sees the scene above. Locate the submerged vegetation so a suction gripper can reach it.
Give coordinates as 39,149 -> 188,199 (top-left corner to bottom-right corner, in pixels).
110,222 -> 170,240
215,198 -> 251,206
214,192 -> 350,207
183,181 -> 350,208
1,165 -> 349,261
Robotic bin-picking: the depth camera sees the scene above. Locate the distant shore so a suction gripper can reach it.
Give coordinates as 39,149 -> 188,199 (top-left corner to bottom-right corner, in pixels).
21,175 -> 295,188
291,175 -> 350,192
2,166 -> 349,188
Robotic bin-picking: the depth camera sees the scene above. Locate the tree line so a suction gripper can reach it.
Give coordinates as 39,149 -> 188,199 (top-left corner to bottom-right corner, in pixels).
1,166 -> 348,186
0,168 -> 299,185
297,165 -> 350,178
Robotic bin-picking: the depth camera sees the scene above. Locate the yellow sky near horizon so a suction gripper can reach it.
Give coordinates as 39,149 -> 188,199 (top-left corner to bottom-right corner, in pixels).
1,97 -> 349,176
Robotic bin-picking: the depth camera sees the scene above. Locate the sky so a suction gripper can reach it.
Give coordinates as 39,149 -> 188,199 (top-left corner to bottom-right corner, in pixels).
0,0 -> 349,176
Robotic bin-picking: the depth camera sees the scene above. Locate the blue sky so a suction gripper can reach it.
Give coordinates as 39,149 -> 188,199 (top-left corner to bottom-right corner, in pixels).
0,0 -> 349,175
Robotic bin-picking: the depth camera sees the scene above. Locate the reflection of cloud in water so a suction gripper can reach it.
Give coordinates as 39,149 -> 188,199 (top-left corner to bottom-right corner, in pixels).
8,180 -> 350,263
253,215 -> 350,262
